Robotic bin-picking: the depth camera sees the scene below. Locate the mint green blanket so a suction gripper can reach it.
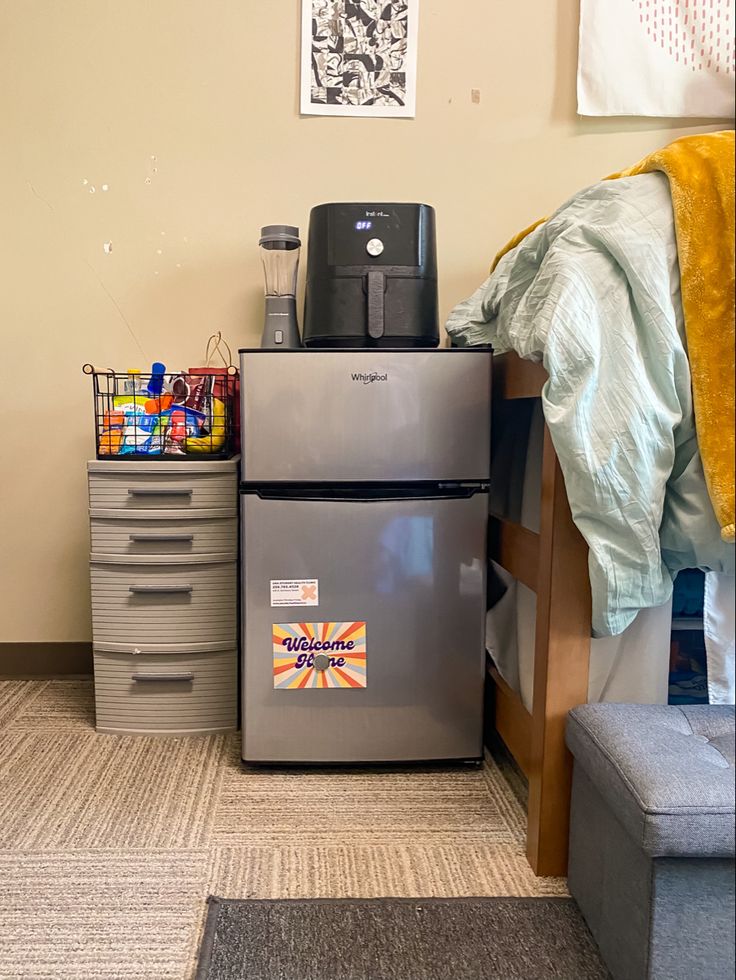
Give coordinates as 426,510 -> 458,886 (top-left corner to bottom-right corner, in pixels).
446,174 -> 734,637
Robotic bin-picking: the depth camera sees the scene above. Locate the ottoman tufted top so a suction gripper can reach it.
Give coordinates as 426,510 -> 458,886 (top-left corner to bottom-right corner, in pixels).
566,704 -> 735,858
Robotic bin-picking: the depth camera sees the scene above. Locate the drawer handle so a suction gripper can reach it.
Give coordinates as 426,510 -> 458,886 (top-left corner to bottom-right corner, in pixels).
128,487 -> 193,497
129,584 -> 193,594
132,672 -> 194,683
129,534 -> 194,543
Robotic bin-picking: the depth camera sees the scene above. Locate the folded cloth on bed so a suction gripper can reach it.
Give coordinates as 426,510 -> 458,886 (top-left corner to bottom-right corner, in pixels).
610,132 -> 735,545
490,133 -> 735,544
446,173 -> 734,636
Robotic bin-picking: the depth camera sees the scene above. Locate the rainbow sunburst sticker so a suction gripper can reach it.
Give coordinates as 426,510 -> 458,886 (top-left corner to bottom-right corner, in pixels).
272,622 -> 367,689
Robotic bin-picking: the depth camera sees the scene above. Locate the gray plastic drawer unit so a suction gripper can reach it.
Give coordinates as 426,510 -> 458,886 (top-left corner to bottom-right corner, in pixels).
87,458 -> 238,736
90,517 -> 237,562
88,460 -> 237,516
93,650 -> 237,735
89,561 -> 237,646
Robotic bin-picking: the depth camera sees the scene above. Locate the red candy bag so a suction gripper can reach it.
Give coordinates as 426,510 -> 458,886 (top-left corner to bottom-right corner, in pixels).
188,333 -> 240,453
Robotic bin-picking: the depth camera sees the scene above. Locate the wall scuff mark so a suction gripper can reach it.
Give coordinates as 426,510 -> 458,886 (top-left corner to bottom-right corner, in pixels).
83,259 -> 145,357
27,181 -> 55,213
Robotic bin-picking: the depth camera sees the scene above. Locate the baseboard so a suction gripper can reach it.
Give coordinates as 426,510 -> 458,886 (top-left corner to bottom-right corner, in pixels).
0,642 -> 93,678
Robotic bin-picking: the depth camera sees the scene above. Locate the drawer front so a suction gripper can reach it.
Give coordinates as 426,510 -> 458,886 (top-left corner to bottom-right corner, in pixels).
90,517 -> 237,562
93,649 -> 237,734
90,562 -> 236,646
88,471 -> 237,515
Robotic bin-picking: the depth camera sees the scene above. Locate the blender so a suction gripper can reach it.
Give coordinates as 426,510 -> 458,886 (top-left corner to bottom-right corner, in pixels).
259,224 -> 302,348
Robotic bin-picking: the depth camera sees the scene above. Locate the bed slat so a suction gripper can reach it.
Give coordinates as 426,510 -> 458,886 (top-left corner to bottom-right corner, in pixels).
488,662 -> 533,776
489,517 -> 539,592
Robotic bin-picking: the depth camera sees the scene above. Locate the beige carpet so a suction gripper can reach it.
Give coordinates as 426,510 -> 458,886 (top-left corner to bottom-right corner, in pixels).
0,680 -> 566,980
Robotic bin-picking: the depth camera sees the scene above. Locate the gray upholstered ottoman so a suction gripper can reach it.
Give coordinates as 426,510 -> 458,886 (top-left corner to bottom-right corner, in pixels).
566,704 -> 735,980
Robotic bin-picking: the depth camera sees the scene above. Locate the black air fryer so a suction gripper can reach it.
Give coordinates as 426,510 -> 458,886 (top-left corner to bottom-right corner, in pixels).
303,202 -> 439,348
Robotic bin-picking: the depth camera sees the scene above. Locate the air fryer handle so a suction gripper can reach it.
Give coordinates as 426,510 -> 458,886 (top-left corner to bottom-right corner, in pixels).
366,270 -> 385,340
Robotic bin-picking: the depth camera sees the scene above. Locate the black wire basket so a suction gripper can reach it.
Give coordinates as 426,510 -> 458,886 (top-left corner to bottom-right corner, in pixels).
83,365 -> 239,460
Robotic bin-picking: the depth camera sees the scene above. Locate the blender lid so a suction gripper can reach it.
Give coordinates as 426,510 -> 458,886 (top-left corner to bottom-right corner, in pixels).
259,224 -> 301,246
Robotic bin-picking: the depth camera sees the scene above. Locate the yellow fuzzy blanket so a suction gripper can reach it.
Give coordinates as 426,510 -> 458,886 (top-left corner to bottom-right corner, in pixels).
495,132 -> 735,542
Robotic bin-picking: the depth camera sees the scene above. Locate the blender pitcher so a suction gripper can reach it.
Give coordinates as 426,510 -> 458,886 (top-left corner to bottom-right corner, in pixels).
259,224 -> 302,348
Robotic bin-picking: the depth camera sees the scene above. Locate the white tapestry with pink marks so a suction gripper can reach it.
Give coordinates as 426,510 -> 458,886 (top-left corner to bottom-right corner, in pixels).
577,0 -> 735,117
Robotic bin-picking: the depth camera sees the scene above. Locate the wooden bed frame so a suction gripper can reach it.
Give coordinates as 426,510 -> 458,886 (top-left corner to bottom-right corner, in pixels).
487,351 -> 592,877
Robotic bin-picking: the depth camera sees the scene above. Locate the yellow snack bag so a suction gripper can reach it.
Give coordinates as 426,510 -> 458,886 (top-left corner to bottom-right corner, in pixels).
185,397 -> 226,454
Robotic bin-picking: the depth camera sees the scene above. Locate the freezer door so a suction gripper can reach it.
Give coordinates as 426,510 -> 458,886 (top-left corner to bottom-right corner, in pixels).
241,491 -> 487,763
240,350 -> 491,483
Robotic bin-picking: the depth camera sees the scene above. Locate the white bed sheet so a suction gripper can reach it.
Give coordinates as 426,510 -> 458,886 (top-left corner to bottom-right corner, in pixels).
704,571 -> 736,705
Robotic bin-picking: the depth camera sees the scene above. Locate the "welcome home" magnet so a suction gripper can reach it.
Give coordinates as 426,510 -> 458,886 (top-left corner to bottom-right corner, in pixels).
272,622 -> 367,689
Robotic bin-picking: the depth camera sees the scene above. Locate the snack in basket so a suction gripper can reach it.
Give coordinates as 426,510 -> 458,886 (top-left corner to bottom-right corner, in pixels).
98,410 -> 125,455
186,396 -> 227,454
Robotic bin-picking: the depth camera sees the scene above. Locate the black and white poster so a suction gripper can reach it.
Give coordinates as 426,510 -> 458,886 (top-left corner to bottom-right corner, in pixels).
301,1 -> 419,117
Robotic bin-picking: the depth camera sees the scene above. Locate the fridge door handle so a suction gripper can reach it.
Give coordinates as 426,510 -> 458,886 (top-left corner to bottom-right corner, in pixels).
242,483 -> 488,502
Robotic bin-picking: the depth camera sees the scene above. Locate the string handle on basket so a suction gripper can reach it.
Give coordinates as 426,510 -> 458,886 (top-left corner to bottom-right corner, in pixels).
204,332 -> 235,371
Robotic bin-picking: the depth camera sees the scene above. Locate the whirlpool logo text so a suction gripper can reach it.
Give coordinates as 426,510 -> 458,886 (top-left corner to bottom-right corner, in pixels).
350,372 -> 388,384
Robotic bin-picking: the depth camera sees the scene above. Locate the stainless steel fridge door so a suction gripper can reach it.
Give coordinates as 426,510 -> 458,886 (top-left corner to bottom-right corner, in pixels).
241,490 -> 487,763
240,350 -> 491,483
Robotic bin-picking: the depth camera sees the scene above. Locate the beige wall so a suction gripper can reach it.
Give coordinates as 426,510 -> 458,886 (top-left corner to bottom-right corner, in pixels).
0,0 -> 724,642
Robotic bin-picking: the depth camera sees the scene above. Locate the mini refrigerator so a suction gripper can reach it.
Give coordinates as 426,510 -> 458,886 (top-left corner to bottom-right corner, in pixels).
239,349 -> 491,764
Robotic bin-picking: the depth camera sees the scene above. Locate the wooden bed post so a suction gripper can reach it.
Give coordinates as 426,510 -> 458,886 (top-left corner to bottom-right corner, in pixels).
526,426 -> 591,876
488,352 -> 592,877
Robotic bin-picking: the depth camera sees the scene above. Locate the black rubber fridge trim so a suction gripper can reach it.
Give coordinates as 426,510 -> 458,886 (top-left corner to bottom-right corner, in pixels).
240,482 -> 489,501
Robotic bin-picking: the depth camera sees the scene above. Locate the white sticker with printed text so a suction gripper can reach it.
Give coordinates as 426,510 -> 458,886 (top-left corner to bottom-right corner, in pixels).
270,579 -> 319,607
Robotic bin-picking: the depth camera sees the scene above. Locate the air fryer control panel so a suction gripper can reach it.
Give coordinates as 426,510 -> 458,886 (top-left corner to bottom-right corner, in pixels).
327,204 -> 420,266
